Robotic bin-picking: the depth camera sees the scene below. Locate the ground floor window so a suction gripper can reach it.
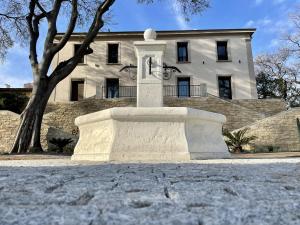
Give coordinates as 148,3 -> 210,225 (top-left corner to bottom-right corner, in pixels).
177,77 -> 190,97
218,76 -> 232,99
106,78 -> 119,98
71,79 -> 84,101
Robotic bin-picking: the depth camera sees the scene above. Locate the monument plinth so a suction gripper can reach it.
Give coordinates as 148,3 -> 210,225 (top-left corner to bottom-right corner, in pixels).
72,29 -> 230,161
135,40 -> 166,107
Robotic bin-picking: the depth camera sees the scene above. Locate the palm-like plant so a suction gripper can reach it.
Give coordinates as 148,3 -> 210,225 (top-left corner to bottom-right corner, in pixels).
223,128 -> 257,153
49,138 -> 73,153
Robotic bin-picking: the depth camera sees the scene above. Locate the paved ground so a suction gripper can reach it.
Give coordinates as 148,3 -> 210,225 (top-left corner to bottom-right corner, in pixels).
2,152 -> 300,161
1,158 -> 300,225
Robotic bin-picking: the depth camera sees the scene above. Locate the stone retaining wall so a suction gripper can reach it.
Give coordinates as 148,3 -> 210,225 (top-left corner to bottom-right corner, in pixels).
44,97 -> 285,133
0,111 -> 20,153
0,111 -> 52,153
235,108 -> 300,152
231,99 -> 286,117
165,97 -> 273,131
44,98 -> 136,134
0,97 -> 288,153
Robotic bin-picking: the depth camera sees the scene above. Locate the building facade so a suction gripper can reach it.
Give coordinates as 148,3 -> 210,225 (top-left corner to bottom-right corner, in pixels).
50,29 -> 258,102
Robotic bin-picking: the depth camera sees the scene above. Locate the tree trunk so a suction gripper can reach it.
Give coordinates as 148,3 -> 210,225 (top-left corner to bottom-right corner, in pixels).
10,80 -> 53,154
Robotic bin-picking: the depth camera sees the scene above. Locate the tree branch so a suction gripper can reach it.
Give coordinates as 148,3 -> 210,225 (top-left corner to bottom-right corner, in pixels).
0,13 -> 25,20
26,0 -> 47,77
49,0 -> 115,84
52,0 -> 78,54
35,1 -> 47,15
39,0 -> 64,77
26,0 -> 38,66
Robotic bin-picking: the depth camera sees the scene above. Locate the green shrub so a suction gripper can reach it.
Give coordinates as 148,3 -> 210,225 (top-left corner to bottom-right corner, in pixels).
0,92 -> 29,114
223,128 -> 257,153
251,145 -> 280,153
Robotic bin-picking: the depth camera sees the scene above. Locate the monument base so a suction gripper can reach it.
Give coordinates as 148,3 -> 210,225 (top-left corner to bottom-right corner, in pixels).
71,107 -> 231,161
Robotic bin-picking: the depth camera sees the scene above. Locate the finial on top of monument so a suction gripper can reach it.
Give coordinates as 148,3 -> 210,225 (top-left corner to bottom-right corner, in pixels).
144,28 -> 157,41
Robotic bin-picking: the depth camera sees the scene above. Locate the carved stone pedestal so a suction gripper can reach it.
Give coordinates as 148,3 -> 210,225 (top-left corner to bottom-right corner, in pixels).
72,107 -> 230,161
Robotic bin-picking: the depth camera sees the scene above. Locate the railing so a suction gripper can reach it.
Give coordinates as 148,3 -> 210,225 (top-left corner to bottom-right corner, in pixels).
164,84 -> 207,97
102,84 -> 207,98
102,86 -> 137,98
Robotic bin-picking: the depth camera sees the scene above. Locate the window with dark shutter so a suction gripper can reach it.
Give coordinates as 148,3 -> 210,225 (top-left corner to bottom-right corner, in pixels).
217,41 -> 229,61
177,42 -> 189,63
74,44 -> 84,64
107,43 -> 119,64
218,76 -> 232,99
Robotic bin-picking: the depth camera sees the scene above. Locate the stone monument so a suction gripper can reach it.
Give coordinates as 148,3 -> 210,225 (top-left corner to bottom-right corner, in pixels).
71,29 -> 230,161
135,29 -> 165,107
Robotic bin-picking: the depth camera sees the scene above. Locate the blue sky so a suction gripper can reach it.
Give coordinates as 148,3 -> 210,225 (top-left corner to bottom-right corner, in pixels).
0,0 -> 299,87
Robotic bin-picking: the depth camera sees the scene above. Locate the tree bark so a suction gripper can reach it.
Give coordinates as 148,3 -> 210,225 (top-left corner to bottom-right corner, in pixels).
10,0 -> 115,154
10,79 -> 53,154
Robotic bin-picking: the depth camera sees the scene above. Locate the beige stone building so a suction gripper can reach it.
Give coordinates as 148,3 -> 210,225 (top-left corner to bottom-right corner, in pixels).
50,29 -> 257,102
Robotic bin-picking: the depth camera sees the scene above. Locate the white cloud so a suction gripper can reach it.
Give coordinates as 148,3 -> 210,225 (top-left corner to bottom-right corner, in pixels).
260,18 -> 272,26
244,16 -> 295,35
245,20 -> 255,27
265,19 -> 295,34
244,17 -> 272,28
269,39 -> 280,48
254,0 -> 287,6
0,43 -> 31,88
255,0 -> 264,5
273,0 -> 286,4
171,1 -> 190,30
10,43 -> 28,57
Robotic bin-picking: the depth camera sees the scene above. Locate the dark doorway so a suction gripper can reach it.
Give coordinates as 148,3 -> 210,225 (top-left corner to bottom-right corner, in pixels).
106,78 -> 119,98
218,76 -> 232,99
71,80 -> 84,101
177,77 -> 190,97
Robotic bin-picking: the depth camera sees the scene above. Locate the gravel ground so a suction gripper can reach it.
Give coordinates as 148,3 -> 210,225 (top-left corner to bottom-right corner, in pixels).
0,158 -> 300,225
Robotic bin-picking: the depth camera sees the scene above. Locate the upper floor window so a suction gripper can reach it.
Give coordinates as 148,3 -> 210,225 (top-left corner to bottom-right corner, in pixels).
217,41 -> 229,61
107,43 -> 119,64
74,44 -> 84,64
177,42 -> 189,63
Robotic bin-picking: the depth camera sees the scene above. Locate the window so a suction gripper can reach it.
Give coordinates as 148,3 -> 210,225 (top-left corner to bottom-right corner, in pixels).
71,80 -> 84,101
218,76 -> 232,99
106,78 -> 119,98
177,42 -> 189,63
177,77 -> 190,97
107,43 -> 119,64
217,41 -> 229,61
74,44 -> 84,64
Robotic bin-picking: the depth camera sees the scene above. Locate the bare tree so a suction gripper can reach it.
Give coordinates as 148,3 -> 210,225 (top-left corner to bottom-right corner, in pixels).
0,1 -> 27,60
255,49 -> 298,83
287,8 -> 300,58
255,49 -> 300,106
0,0 -> 210,154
